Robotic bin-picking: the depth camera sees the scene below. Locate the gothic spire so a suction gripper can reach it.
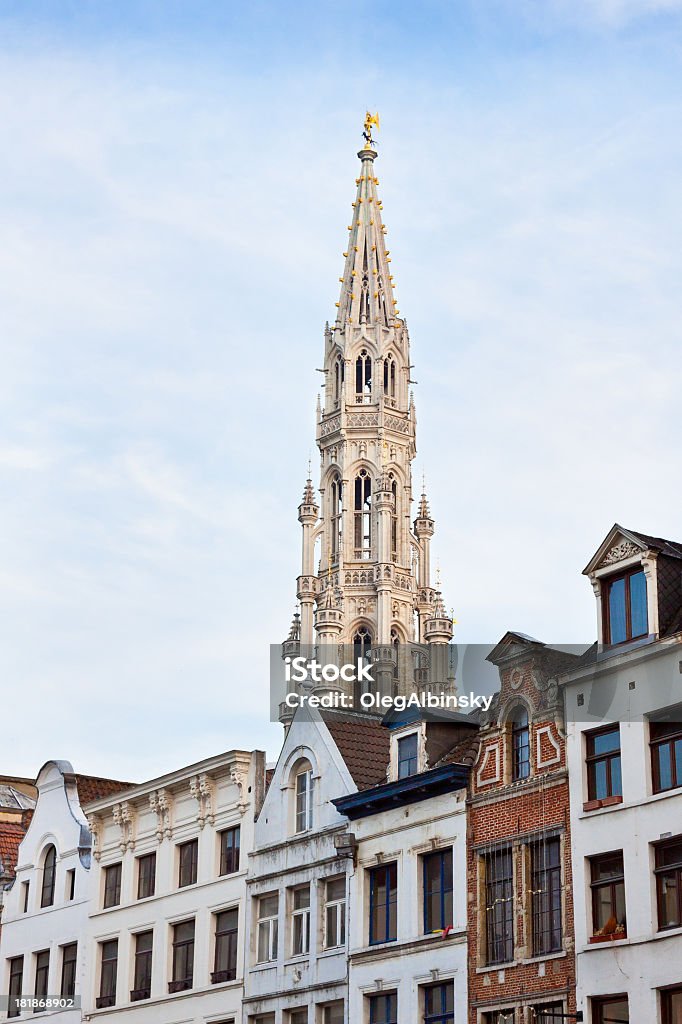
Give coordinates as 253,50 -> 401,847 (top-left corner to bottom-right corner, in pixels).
335,146 -> 398,329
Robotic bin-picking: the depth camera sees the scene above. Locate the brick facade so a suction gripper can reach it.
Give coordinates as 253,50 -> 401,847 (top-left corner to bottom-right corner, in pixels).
467,635 -> 579,1024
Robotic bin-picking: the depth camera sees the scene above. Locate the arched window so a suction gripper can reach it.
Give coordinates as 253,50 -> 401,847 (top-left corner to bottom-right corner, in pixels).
294,760 -> 314,833
353,627 -> 373,699
391,478 -> 398,562
40,844 -> 57,908
391,627 -> 400,681
355,350 -> 372,403
354,470 -> 372,559
510,707 -> 531,781
383,355 -> 397,400
333,357 -> 344,405
330,475 -> 343,563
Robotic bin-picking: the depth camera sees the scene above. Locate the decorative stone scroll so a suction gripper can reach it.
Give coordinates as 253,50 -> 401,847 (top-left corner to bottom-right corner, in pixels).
86,814 -> 102,862
112,800 -> 136,852
149,788 -> 173,842
189,773 -> 215,829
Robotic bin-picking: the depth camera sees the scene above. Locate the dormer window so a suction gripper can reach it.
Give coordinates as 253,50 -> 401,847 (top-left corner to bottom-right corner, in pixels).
397,733 -> 418,779
510,707 -> 530,781
603,567 -> 647,645
295,764 -> 314,833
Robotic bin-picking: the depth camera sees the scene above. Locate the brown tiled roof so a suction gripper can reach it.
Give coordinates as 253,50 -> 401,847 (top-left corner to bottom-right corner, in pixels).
0,822 -> 27,881
73,774 -> 135,805
321,711 -> 390,791
627,529 -> 682,560
435,732 -> 481,769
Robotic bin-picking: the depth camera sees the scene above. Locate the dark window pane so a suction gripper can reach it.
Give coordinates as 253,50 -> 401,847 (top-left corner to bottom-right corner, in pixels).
178,840 -> 198,888
104,863 -> 122,908
60,944 -> 77,999
35,950 -> 50,999
630,570 -> 647,636
137,853 -> 156,899
484,848 -> 514,964
608,577 -> 627,644
369,863 -> 397,944
397,734 -> 418,778
220,826 -> 241,875
368,992 -> 397,1024
41,846 -> 56,908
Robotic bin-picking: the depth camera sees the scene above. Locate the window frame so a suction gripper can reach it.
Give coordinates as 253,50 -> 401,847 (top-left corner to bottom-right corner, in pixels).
531,1005 -> 565,1023
423,980 -> 454,1024
212,907 -> 239,983
177,838 -> 198,888
650,720 -> 682,794
291,885 -> 311,957
34,949 -> 50,1002
654,837 -> 682,931
219,825 -> 241,875
131,930 -> 153,1001
662,985 -> 682,1024
530,836 -> 563,956
169,919 -> 195,992
589,851 -> 627,939
7,956 -> 23,1020
136,851 -> 156,900
602,566 -> 647,645
423,848 -> 453,934
295,767 -> 314,834
97,938 -> 118,1009
483,847 -> 514,965
256,893 -> 279,964
368,991 -> 397,1024
324,876 -> 346,949
368,862 -> 398,945
585,724 -> 622,802
40,844 -> 57,909
591,994 -> 629,1024
103,861 -> 122,909
511,707 -> 531,781
60,943 -> 77,1000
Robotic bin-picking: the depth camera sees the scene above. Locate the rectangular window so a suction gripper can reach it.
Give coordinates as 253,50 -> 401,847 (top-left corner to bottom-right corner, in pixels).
295,769 -> 314,833
484,847 -> 514,964
369,863 -> 398,944
220,826 -> 241,875
531,837 -> 562,955
34,950 -> 50,1004
662,986 -> 682,1024
592,995 -> 629,1023
212,908 -> 238,983
368,992 -> 397,1024
66,868 -> 76,901
97,939 -> 118,1009
655,837 -> 682,930
483,1013 -> 515,1024
60,943 -> 77,999
170,919 -> 195,992
531,1004 -> 564,1023
424,981 -> 454,1024
8,956 -> 23,1019
103,862 -> 122,908
137,852 -> 156,899
586,725 -> 622,801
289,1011 -> 308,1024
603,568 -> 647,645
322,1001 -> 344,1024
651,720 -> 682,794
131,930 -> 153,1001
423,849 -> 453,933
397,733 -> 418,778
590,852 -> 626,938
324,876 -> 346,948
21,882 -> 29,913
257,894 -> 279,963
292,886 -> 311,956
178,839 -> 198,888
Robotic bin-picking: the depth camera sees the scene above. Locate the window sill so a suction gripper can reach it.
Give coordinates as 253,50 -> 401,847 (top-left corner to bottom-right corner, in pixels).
583,796 -> 623,812
588,932 -> 627,944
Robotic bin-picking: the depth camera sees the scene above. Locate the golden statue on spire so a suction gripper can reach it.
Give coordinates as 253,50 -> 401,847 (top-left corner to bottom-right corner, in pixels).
363,111 -> 380,148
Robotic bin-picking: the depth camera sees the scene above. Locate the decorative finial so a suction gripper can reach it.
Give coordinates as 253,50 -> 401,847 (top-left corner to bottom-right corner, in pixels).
362,111 -> 380,149
435,563 -> 441,589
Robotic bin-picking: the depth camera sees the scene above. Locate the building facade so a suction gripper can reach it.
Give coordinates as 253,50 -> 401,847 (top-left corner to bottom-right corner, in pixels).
466,634 -> 579,1024
334,710 -> 478,1024
83,748 -> 265,1024
561,525 -> 682,1024
0,761 -> 130,1023
242,707 -> 390,1024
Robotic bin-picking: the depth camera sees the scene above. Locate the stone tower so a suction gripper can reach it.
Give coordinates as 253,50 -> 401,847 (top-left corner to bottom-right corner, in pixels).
284,122 -> 454,707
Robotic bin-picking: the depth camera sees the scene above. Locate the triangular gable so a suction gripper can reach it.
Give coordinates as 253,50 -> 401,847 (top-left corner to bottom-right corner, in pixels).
583,523 -> 649,576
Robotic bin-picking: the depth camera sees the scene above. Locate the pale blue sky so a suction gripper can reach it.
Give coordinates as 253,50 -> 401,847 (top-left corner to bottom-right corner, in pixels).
1,0 -> 681,780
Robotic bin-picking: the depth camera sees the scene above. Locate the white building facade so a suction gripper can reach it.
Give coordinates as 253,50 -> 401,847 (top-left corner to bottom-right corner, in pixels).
562,525 -> 682,1024
242,707 -> 391,1024
333,713 -> 476,1024
0,761 -> 130,1024
83,748 -> 265,1024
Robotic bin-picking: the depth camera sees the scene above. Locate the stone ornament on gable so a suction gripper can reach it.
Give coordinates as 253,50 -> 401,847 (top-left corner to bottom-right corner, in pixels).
599,539 -> 640,567
86,814 -> 102,862
149,788 -> 173,842
112,800 -> 136,853
230,766 -> 249,815
189,773 -> 215,829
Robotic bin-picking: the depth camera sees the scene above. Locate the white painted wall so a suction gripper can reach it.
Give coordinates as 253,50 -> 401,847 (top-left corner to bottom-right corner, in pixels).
563,638 -> 682,1023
